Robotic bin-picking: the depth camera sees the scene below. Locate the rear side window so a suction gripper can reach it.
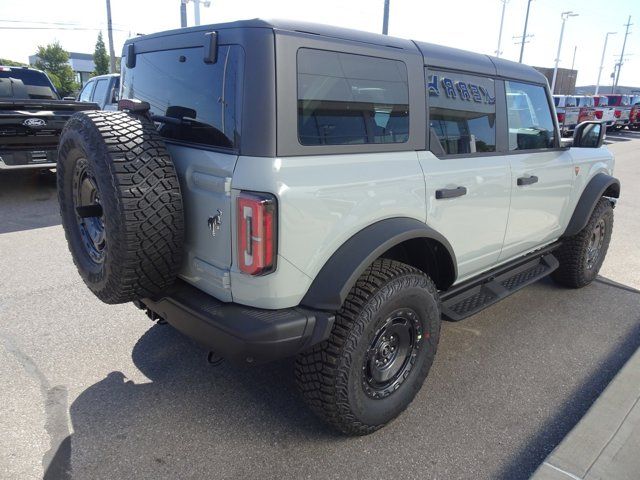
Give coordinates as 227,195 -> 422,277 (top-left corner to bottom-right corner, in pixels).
92,79 -> 109,104
505,81 -> 555,150
428,70 -> 496,155
297,48 -> 409,145
79,82 -> 94,102
121,45 -> 244,149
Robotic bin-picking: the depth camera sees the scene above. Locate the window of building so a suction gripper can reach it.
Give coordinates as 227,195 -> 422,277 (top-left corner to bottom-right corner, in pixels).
428,70 -> 496,155
121,45 -> 244,149
505,81 -> 555,150
297,48 -> 409,145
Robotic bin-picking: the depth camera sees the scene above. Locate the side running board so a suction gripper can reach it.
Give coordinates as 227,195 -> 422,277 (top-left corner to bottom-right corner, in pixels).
441,253 -> 559,322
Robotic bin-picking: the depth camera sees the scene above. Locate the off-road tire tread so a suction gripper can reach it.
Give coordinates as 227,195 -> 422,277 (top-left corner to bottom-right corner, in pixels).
552,197 -> 613,288
57,110 -> 184,304
295,258 -> 439,435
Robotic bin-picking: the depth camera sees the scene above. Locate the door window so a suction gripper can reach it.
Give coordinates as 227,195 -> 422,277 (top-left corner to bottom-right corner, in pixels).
427,70 -> 496,155
505,81 -> 555,150
297,48 -> 409,145
79,81 -> 94,102
91,79 -> 109,104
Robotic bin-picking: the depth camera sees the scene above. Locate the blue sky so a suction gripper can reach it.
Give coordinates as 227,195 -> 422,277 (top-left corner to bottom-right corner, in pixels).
0,0 -> 638,87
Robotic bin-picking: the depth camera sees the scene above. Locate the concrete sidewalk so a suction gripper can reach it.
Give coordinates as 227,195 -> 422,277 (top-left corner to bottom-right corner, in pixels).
531,346 -> 640,480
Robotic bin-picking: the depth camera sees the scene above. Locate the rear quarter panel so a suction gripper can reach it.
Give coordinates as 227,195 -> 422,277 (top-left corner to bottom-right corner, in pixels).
230,152 -> 426,309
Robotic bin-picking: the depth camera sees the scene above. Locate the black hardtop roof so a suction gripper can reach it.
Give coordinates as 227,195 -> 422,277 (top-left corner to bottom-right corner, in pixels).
126,18 -> 546,85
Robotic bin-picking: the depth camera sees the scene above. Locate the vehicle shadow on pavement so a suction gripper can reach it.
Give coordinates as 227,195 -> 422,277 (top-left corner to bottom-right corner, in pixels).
497,276 -> 640,480
44,322 -> 336,480
0,170 -> 60,234
42,276 -> 640,479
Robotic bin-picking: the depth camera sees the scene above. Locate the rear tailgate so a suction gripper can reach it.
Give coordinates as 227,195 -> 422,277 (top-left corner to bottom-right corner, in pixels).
0,100 -> 98,151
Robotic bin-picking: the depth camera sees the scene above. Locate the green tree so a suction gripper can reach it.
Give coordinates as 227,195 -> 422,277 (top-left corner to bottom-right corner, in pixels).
34,41 -> 78,97
93,32 -> 110,76
0,58 -> 26,67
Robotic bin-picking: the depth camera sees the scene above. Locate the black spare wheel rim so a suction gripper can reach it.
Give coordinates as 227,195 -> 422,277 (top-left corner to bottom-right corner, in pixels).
586,218 -> 606,270
362,307 -> 423,399
73,158 -> 106,264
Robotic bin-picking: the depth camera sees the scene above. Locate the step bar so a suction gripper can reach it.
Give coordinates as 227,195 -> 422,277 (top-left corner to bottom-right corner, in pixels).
441,244 -> 560,322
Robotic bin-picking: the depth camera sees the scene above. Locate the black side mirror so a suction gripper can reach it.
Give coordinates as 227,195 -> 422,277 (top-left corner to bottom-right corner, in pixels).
573,121 -> 605,148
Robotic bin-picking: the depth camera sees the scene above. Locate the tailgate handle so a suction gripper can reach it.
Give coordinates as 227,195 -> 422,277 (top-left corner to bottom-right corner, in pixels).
435,186 -> 467,199
517,175 -> 539,186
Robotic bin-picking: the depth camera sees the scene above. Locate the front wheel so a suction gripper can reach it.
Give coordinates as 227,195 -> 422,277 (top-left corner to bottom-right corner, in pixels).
552,197 -> 614,288
295,259 -> 441,435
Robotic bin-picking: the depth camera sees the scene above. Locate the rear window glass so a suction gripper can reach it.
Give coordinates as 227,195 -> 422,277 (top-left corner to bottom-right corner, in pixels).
297,48 -> 409,146
428,70 -> 496,155
0,69 -> 57,100
121,45 -> 244,149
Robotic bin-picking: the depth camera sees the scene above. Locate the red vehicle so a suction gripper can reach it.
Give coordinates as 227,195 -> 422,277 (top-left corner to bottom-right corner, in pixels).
606,94 -> 632,130
593,95 -> 616,130
575,96 -> 596,124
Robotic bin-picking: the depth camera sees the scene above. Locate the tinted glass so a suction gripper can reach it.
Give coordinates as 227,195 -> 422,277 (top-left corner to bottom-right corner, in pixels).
297,48 -> 409,145
505,81 -> 555,150
0,69 -> 57,99
595,96 -> 608,107
79,82 -> 94,102
121,45 -> 244,149
92,79 -> 108,104
428,70 -> 496,155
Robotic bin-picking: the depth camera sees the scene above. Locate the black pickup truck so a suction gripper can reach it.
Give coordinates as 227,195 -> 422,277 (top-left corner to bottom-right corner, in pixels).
0,66 -> 97,171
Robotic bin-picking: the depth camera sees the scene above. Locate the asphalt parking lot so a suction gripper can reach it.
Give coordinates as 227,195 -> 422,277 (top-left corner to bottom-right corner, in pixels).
1,131 -> 639,480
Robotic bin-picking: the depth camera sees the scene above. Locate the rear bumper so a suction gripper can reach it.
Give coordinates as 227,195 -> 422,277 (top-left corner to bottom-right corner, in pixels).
137,280 -> 334,365
0,149 -> 57,170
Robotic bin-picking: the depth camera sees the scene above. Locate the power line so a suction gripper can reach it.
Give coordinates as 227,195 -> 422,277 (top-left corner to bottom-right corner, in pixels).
0,26 -> 127,31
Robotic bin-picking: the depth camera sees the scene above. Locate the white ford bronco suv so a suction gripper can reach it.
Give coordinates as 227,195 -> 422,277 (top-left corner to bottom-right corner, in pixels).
57,20 -> 620,435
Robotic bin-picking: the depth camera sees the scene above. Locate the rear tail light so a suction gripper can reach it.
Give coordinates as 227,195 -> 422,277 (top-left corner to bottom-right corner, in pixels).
615,109 -> 621,118
594,110 -> 603,119
237,191 -> 277,275
557,112 -> 565,123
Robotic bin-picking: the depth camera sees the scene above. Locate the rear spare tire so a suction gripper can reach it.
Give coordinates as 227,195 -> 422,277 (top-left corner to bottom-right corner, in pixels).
57,111 -> 184,304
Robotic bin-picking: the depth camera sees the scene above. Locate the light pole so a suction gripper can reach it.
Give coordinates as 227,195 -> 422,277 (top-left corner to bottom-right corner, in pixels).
595,32 -> 616,96
495,0 -> 509,57
382,0 -> 390,35
518,0 -> 533,63
551,11 -> 579,94
193,0 -> 211,26
614,16 -> 632,91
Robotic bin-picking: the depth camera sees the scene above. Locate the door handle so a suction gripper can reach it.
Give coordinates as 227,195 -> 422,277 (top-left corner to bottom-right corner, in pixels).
435,186 -> 467,199
517,175 -> 539,186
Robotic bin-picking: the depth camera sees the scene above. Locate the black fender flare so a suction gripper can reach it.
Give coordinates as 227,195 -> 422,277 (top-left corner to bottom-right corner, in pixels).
563,173 -> 620,237
300,217 -> 457,311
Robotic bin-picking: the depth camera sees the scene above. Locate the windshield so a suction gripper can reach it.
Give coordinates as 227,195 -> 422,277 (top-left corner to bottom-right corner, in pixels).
595,96 -> 608,107
0,68 -> 58,100
576,97 -> 594,107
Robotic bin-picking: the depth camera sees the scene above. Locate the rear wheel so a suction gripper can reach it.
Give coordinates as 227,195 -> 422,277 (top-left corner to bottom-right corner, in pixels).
295,259 -> 441,435
552,197 -> 613,288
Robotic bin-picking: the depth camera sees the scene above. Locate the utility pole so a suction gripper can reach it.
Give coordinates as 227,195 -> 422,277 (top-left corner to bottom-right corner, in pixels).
180,0 -> 188,28
106,0 -> 116,73
518,0 -> 533,63
614,15 -> 632,90
382,0 -> 390,35
551,11 -> 578,94
595,32 -> 616,95
570,46 -> 577,71
495,0 -> 509,57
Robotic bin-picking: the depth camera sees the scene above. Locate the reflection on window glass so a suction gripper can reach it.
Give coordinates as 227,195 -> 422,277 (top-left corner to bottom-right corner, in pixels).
297,48 -> 409,145
428,70 -> 496,155
92,79 -> 108,103
79,82 -> 93,102
505,81 -> 555,150
121,45 -> 243,149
